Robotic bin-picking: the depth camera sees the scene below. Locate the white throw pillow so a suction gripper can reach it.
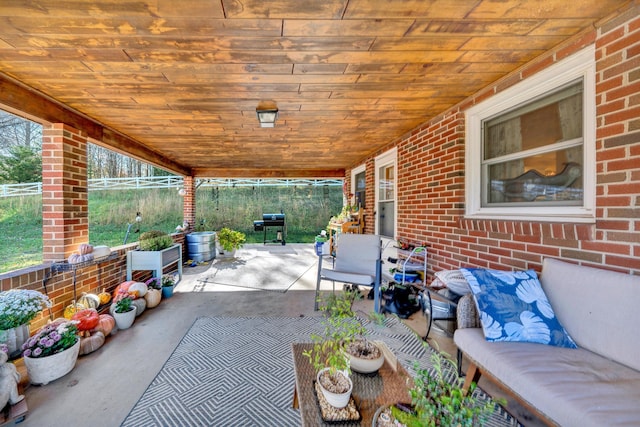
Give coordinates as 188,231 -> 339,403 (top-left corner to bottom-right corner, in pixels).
434,270 -> 471,295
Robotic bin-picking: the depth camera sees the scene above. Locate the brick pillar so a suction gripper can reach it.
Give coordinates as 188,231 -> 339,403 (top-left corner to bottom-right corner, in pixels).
41,123 -> 89,262
182,176 -> 196,231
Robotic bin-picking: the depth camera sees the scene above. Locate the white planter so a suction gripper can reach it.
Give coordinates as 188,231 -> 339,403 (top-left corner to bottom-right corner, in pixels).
347,341 -> 385,374
126,243 -> 182,281
113,306 -> 137,330
24,339 -> 80,385
317,368 -> 353,409
0,324 -> 30,359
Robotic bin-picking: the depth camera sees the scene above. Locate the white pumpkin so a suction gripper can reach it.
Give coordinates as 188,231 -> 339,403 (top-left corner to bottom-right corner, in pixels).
92,245 -> 111,259
131,298 -> 146,317
144,288 -> 161,308
128,282 -> 148,298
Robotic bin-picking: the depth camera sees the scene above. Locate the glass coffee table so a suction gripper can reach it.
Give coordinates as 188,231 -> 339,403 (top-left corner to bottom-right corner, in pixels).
291,343 -> 411,426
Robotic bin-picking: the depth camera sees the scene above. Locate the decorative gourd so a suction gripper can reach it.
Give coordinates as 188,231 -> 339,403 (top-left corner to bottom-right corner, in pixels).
79,243 -> 94,255
77,293 -> 100,310
68,253 -> 94,264
92,245 -> 111,259
131,298 -> 146,317
94,314 -> 115,336
144,288 -> 161,308
72,308 -> 100,331
128,282 -> 147,298
63,301 -> 86,319
79,331 -> 105,356
113,281 -> 136,301
98,288 -> 111,305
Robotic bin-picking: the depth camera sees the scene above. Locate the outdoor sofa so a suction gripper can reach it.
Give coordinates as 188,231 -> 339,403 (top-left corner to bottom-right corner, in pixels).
453,258 -> 640,426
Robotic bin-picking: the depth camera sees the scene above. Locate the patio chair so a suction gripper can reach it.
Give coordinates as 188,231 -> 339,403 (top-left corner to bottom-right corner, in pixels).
314,233 -> 382,312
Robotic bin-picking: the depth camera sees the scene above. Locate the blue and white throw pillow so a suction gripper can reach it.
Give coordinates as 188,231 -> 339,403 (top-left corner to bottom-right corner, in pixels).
460,268 -> 577,348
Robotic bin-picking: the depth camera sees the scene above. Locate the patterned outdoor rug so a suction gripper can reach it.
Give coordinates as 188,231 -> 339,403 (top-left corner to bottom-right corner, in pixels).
121,316 -> 517,427
196,245 -> 317,293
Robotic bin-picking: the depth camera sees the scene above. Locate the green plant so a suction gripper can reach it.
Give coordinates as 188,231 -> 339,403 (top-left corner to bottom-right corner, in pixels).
303,290 -> 365,375
389,342 -> 500,427
368,311 -> 386,326
161,275 -> 175,287
21,320 -> 78,358
217,227 -> 246,252
0,290 -> 51,330
114,297 -> 133,314
138,230 -> 174,251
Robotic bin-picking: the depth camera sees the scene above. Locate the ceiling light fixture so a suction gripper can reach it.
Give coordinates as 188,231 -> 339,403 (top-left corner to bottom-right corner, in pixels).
256,101 -> 278,128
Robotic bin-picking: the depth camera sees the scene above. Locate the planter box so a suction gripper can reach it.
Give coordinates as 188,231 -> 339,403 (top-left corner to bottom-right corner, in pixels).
126,243 -> 182,282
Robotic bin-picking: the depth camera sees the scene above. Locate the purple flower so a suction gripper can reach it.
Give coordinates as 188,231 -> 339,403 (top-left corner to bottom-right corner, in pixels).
50,332 -> 61,341
32,347 -> 42,357
23,349 -> 31,357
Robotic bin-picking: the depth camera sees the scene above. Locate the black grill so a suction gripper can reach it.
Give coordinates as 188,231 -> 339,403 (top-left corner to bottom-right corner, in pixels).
253,213 -> 286,245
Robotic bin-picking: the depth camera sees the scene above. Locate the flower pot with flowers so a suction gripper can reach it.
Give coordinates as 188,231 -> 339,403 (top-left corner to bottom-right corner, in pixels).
160,275 -> 176,299
112,297 -> 137,330
0,290 -> 51,358
22,319 -> 80,385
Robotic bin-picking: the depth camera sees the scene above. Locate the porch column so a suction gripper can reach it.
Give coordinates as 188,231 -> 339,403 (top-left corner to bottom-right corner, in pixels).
41,123 -> 89,262
182,175 -> 196,232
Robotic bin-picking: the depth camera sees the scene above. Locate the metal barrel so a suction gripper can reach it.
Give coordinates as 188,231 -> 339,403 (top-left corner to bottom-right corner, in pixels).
186,232 -> 216,262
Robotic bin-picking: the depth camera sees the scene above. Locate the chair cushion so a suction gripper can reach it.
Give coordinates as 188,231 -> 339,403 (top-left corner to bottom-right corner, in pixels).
321,268 -> 374,286
460,268 -> 576,348
434,269 -> 471,295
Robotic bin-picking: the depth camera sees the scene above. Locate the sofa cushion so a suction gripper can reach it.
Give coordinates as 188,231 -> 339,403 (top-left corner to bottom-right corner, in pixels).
460,268 -> 576,348
540,258 -> 640,372
454,328 -> 640,427
434,269 -> 471,295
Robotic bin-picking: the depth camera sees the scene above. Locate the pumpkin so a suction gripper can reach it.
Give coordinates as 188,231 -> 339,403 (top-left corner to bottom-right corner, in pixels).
144,288 -> 161,308
128,282 -> 147,298
92,245 -> 111,259
72,308 -> 100,331
113,281 -> 136,301
68,253 -> 94,264
79,331 -> 105,356
63,301 -> 86,319
93,314 -> 115,336
98,288 -> 111,305
77,293 -> 100,310
131,298 -> 146,317
79,243 -> 94,255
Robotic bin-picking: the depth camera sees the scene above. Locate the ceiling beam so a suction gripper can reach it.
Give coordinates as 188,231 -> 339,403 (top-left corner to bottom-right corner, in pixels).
192,168 -> 345,179
0,72 -> 191,176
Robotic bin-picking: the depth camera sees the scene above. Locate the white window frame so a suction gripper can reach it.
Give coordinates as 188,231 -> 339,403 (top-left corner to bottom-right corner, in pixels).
374,148 -> 397,237
351,164 -> 366,208
465,46 -> 596,223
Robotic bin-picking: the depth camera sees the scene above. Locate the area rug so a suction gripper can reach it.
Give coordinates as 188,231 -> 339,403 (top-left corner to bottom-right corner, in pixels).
196,245 -> 317,292
121,316 -> 517,427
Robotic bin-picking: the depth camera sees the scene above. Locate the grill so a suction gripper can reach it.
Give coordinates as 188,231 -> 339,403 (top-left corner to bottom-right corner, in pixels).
253,213 -> 286,245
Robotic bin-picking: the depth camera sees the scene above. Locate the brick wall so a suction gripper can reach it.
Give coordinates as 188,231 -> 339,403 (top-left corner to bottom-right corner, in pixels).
351,6 -> 640,277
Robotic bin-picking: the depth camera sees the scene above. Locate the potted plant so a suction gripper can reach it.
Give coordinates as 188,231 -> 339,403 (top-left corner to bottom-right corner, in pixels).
303,290 -> 363,409
216,227 -> 246,256
21,319 -> 80,385
323,289 -> 385,374
0,289 -> 51,358
161,275 -> 176,299
112,297 -> 137,330
373,343 -> 500,427
127,230 -> 182,282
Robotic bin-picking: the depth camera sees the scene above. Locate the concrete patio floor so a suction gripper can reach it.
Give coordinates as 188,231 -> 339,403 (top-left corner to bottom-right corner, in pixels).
14,243 -> 540,427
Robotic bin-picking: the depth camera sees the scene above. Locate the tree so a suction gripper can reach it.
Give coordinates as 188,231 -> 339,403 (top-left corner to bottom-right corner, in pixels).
0,145 -> 42,183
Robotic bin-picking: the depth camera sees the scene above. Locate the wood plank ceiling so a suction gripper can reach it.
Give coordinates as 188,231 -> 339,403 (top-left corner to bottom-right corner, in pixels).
0,0 -> 632,178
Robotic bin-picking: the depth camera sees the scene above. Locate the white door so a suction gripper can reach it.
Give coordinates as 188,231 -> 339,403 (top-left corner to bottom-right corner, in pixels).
375,149 -> 396,238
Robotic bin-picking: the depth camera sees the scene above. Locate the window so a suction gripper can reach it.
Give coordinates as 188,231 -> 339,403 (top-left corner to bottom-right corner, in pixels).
351,165 -> 366,209
465,46 -> 595,222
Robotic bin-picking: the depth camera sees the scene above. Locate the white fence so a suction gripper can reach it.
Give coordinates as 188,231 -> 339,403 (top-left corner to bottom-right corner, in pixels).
0,176 -> 343,198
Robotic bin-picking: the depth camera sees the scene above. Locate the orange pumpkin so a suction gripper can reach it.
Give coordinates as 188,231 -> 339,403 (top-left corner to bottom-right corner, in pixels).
94,314 -> 115,336
72,308 -> 100,331
98,288 -> 111,305
113,281 -> 136,302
